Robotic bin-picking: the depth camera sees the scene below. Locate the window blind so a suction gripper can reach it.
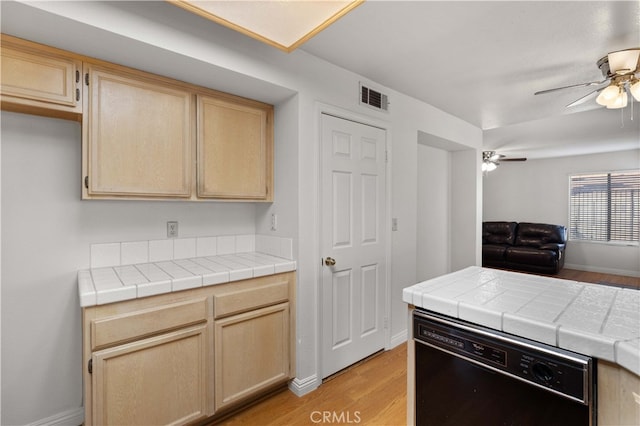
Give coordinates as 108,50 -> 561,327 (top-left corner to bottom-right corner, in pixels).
569,170 -> 639,243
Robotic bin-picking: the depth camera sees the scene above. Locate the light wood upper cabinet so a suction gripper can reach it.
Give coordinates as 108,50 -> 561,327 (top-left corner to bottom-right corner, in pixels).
82,65 -> 273,201
1,35 -> 275,202
0,34 -> 82,120
83,64 -> 194,198
197,94 -> 273,201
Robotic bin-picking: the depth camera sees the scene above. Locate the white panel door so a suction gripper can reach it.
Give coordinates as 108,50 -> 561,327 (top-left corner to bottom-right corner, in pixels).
321,113 -> 387,378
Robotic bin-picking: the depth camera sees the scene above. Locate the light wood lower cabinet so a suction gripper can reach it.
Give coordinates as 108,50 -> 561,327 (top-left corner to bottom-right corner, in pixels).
92,324 -> 208,425
598,360 -> 640,425
214,303 -> 290,409
82,272 -> 295,425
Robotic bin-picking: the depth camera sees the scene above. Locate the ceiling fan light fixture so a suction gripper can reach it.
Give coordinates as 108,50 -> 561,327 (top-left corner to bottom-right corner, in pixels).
630,78 -> 640,102
607,49 -> 640,75
482,161 -> 497,172
537,47 -> 640,113
596,83 -> 622,106
605,90 -> 628,109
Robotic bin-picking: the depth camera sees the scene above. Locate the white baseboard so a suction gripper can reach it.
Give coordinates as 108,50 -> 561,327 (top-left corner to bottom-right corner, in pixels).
288,374 -> 320,397
388,329 -> 408,349
28,407 -> 84,426
564,263 -> 640,278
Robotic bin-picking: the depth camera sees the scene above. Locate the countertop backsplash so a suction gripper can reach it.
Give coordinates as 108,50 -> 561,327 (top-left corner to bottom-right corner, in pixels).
90,234 -> 294,269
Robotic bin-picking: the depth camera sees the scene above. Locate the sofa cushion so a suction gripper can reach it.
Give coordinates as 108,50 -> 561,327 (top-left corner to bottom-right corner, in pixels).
515,222 -> 567,247
482,221 -> 518,245
505,246 -> 558,266
482,244 -> 509,261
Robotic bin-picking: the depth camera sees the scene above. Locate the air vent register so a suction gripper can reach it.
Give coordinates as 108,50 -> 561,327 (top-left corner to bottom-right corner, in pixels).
360,83 -> 389,112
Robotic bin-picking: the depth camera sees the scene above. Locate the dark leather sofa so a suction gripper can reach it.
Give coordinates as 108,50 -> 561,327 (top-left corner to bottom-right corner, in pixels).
482,222 -> 567,274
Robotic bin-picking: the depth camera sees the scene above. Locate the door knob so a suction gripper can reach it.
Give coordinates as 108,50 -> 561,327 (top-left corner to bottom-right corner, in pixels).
324,257 -> 336,266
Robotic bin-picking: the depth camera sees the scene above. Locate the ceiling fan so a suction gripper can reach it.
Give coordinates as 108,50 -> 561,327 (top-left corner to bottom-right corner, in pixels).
482,151 -> 526,172
534,48 -> 640,109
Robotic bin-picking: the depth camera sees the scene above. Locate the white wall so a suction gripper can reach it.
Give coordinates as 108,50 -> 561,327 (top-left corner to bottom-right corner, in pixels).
1,112 -> 258,425
451,149 -> 482,270
417,143 -> 480,282
417,145 -> 451,281
1,2 -> 483,423
483,149 -> 640,277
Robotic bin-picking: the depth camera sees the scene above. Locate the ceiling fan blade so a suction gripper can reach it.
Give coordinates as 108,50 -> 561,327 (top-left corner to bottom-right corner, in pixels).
566,87 -> 604,108
499,157 -> 527,162
534,79 -> 607,95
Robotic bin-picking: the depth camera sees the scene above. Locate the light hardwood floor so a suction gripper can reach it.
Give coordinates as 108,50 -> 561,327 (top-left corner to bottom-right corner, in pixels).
213,343 -> 407,426
212,269 -> 637,426
556,268 -> 640,290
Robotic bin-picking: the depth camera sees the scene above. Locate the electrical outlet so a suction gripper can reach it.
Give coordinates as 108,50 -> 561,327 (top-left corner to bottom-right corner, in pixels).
167,221 -> 178,238
392,218 -> 398,231
271,213 -> 278,231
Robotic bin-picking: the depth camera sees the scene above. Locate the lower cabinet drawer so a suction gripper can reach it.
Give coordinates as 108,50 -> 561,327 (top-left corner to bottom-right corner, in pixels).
91,297 -> 207,350
213,275 -> 289,319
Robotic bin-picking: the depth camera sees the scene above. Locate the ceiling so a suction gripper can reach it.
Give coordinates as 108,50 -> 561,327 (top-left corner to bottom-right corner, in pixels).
2,1 -> 638,161
300,1 -> 640,159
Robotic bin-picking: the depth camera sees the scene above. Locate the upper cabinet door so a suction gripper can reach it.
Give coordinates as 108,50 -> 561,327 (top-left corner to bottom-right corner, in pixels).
197,95 -> 273,201
84,64 -> 194,198
1,35 -> 82,120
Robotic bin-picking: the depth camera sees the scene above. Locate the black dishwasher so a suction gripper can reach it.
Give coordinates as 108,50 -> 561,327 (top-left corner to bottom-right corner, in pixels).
413,309 -> 596,426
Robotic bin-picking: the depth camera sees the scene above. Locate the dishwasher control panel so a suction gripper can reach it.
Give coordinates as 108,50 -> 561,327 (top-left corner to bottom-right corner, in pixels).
419,326 -> 507,367
414,310 -> 593,404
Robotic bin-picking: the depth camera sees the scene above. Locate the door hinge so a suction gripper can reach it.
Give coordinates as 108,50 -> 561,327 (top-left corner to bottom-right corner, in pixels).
85,73 -> 89,86
76,70 -> 80,83
385,150 -> 388,163
84,176 -> 89,189
76,89 -> 80,102
88,359 -> 93,374
383,317 -> 389,329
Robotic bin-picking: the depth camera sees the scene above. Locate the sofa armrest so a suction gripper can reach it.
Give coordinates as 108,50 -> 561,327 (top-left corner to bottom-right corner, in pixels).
539,243 -> 565,253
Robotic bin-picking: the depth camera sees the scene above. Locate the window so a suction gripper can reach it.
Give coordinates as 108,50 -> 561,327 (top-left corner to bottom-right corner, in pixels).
569,170 -> 640,244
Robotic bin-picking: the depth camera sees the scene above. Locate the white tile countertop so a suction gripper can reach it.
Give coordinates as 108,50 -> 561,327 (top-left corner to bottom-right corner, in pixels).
403,266 -> 640,376
79,252 -> 296,308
